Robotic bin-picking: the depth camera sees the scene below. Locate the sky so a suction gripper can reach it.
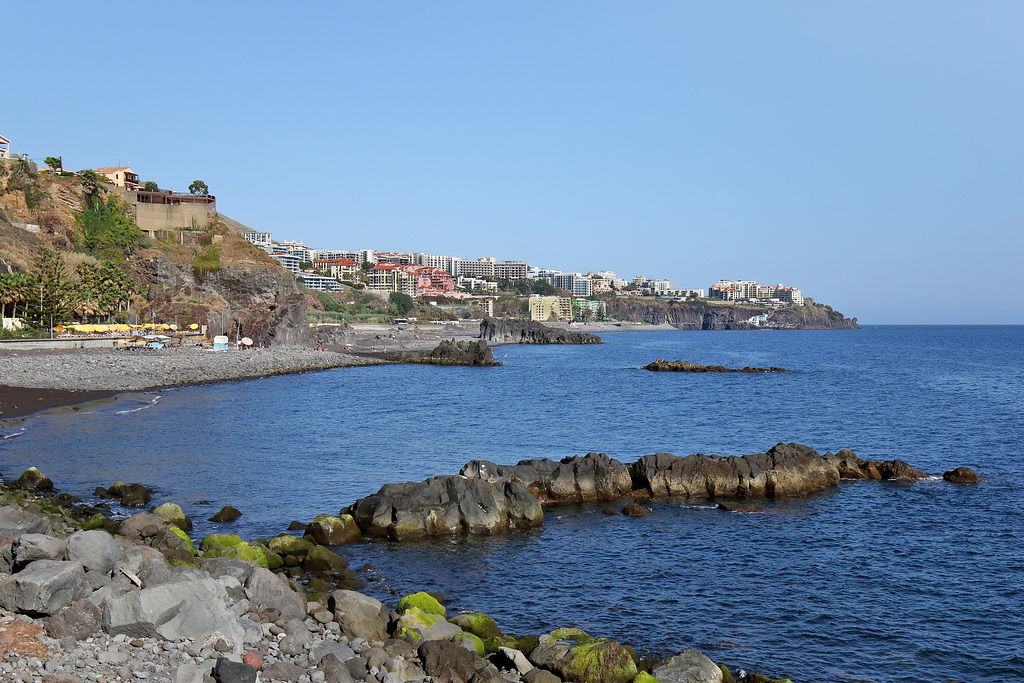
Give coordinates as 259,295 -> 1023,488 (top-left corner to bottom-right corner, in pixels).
4,2 -> 1022,324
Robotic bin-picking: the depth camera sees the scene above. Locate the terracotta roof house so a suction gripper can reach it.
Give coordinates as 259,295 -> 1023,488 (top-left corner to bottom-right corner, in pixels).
95,166 -> 140,190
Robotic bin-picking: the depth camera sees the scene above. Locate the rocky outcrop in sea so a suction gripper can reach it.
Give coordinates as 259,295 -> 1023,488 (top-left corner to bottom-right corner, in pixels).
642,360 -> 790,373
479,318 -> 602,345
401,339 -> 501,366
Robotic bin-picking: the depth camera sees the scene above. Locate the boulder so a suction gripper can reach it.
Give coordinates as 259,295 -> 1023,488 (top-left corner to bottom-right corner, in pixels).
0,506 -> 52,536
328,589 -> 389,640
311,639 -> 356,665
102,577 -> 246,646
199,534 -> 267,567
118,512 -> 168,540
642,360 -> 789,373
151,503 -> 193,533
244,567 -> 305,621
268,534 -> 315,557
262,660 -> 306,681
450,611 -> 500,640
529,628 -> 636,683
346,476 -> 543,540
321,653 -> 355,683
279,618 -> 313,655
200,557 -> 253,583
631,443 -> 841,500
65,529 -> 122,574
303,545 -> 350,573
943,467 -> 980,484
462,452 -> 634,504
522,670 -> 562,683
398,591 -> 445,617
418,639 -> 488,682
0,559 -> 89,616
394,606 -> 463,644
43,598 -> 103,640
103,481 -> 153,507
214,656 -> 257,683
307,514 -> 362,546
622,503 -> 647,517
717,501 -> 763,513
497,646 -> 534,675
651,648 -> 723,683
453,631 -> 486,656
209,506 -> 242,523
825,450 -> 928,481
14,467 -> 53,491
13,534 -> 68,568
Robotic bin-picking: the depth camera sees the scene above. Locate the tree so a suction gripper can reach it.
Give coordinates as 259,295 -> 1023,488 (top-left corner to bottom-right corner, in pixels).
390,291 -> 414,316
27,247 -> 77,327
74,194 -> 142,260
188,180 -> 209,196
143,180 -> 159,191
44,156 -> 62,173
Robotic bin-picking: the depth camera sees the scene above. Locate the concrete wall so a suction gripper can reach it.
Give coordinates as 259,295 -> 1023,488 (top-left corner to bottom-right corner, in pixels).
0,338 -> 119,349
135,202 -> 214,233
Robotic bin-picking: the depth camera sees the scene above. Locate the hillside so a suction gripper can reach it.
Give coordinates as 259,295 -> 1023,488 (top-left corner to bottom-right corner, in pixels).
0,166 -> 310,346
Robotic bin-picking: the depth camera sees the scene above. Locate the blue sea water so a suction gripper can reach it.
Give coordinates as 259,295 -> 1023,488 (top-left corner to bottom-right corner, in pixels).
1,326 -> 1021,682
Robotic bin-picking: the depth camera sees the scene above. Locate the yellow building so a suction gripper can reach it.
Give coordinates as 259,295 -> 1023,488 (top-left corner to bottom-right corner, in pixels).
529,294 -> 573,322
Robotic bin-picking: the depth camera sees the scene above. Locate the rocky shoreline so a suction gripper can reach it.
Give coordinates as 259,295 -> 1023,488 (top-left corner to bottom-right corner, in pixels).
0,447 -> 980,683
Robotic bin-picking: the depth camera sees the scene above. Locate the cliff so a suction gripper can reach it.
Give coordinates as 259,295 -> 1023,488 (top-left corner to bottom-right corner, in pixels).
602,299 -> 858,330
480,317 -> 602,344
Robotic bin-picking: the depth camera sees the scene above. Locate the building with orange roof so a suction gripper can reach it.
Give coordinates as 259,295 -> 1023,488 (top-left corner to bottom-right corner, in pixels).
95,167 -> 140,190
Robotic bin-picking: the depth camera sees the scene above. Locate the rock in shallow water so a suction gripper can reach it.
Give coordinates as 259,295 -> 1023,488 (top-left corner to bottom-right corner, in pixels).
943,466 -> 980,483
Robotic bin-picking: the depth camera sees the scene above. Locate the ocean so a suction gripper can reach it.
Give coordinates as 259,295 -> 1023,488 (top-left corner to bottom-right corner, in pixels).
1,326 -> 1021,682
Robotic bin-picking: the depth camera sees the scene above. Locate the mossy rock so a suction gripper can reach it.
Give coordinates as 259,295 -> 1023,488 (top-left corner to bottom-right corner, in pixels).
633,673 -> 660,683
199,533 -> 268,567
15,467 -> 53,491
550,627 -> 595,646
263,548 -> 284,570
307,513 -> 362,545
717,664 -> 735,683
79,513 -> 119,533
449,611 -> 500,640
742,675 -> 794,683
516,634 -> 540,655
397,591 -> 446,617
152,503 -> 192,533
394,606 -> 460,645
562,640 -> 638,683
268,533 -> 316,556
451,631 -> 485,656
483,634 -> 519,655
168,525 -> 197,555
302,545 -> 350,573
306,576 -> 335,593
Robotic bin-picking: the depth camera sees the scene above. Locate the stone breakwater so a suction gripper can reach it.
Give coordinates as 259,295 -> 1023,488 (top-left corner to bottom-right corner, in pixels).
339,443 -> 932,541
0,347 -> 384,393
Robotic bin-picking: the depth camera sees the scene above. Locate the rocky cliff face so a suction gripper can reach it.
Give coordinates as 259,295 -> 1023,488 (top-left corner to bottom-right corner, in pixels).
602,299 -> 858,330
480,317 -> 602,344
133,250 -> 312,347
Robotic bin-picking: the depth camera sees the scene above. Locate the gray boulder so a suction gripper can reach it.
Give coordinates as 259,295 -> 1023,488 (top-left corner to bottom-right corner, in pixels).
311,639 -> 356,665
199,557 -> 253,583
66,529 -> 122,574
651,648 -> 723,683
328,590 -> 389,640
0,506 -> 51,536
279,617 -> 313,655
631,443 -> 841,500
213,657 -> 256,683
322,653 -> 355,683
101,577 -> 246,647
244,567 -> 305,621
43,598 -> 103,640
346,475 -> 543,540
13,534 -> 68,568
462,452 -> 634,504
0,559 -> 89,616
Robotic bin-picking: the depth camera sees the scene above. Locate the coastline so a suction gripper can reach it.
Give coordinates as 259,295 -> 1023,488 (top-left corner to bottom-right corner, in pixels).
0,347 -> 388,419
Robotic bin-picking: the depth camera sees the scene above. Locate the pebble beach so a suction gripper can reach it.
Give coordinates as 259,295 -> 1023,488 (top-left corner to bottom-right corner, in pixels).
0,347 -> 385,419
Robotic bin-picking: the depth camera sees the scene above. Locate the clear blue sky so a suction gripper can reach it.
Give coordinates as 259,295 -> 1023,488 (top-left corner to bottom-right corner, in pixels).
5,2 -> 1021,323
